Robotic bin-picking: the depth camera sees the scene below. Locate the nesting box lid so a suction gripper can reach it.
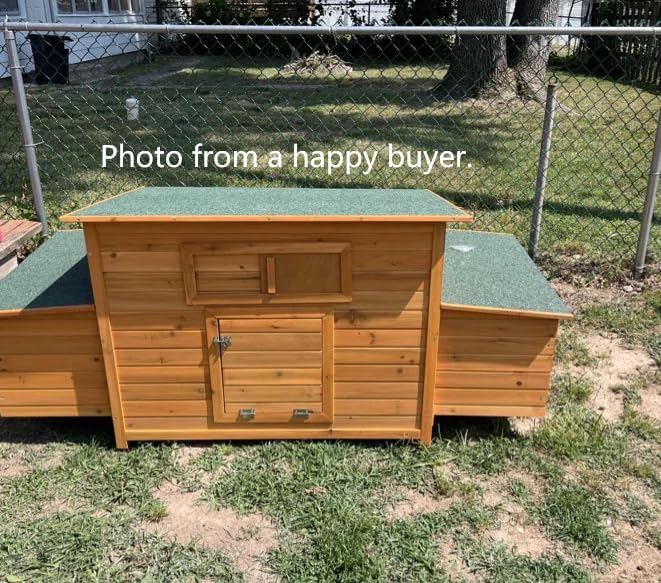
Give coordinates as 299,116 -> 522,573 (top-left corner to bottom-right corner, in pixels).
60,187 -> 472,223
0,230 -> 93,313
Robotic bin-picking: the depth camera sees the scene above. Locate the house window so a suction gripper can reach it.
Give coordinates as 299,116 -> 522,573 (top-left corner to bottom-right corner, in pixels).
108,0 -> 141,13
56,0 -> 141,14
57,0 -> 102,13
0,0 -> 20,15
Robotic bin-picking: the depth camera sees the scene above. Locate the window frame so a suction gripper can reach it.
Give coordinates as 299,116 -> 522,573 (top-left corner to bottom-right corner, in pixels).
53,0 -> 142,16
0,0 -> 22,17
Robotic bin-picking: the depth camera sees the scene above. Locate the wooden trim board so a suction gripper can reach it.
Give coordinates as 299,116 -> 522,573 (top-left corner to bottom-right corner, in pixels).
441,302 -> 572,321
83,224 -> 128,448
420,223 -> 445,445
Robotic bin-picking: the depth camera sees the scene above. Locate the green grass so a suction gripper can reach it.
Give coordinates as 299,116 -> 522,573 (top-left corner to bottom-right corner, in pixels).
1,54 -> 659,269
537,480 -> 617,561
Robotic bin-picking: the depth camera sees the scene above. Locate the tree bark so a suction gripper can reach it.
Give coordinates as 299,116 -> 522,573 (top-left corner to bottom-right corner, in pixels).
434,0 -> 511,99
508,0 -> 561,101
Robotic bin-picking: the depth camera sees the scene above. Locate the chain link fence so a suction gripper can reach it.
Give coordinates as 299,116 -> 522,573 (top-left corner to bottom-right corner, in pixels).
0,23 -> 659,275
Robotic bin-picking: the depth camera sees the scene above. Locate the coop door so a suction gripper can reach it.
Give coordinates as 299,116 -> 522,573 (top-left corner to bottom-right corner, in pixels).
206,310 -> 334,424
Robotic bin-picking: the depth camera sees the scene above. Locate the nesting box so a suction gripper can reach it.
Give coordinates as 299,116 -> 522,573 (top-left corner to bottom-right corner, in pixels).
0,188 -> 571,448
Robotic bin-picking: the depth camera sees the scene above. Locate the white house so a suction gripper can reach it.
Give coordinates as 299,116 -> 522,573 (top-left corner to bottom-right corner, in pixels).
1,0 -> 160,79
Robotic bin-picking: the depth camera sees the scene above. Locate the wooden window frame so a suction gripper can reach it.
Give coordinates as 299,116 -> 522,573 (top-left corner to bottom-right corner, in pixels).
205,308 -> 335,425
182,241 -> 352,305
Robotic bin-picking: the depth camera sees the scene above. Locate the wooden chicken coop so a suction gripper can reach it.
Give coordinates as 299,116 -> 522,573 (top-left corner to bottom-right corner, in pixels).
0,187 -> 571,448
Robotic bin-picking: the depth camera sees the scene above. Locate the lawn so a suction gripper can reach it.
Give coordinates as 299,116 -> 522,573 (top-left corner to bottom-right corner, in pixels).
0,282 -> 659,582
0,52 -> 659,272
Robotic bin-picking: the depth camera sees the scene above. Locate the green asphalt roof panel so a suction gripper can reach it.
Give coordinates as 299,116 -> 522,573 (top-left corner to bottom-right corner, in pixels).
67,187 -> 469,219
442,230 -> 571,316
0,230 -> 93,311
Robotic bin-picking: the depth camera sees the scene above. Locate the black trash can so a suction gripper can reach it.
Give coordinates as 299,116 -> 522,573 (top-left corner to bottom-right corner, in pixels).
27,34 -> 73,84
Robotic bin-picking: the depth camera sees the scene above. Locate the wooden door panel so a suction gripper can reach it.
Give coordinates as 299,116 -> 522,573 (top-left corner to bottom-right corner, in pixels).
206,310 -> 334,424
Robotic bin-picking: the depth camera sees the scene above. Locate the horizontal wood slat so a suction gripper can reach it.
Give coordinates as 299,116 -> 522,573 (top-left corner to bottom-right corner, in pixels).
0,404 -> 110,417
335,382 -> 421,399
438,354 -> 553,373
335,365 -> 422,382
435,371 -> 551,390
438,336 -> 555,356
334,348 -> 422,365
334,310 -> 424,329
0,371 -> 106,389
115,349 -> 206,367
0,336 -> 102,354
121,383 -> 209,401
335,329 -> 425,348
434,404 -> 546,417
0,354 -> 104,372
224,385 -> 322,403
222,333 -> 322,351
0,388 -> 109,406
119,366 -> 208,384
223,367 -> 321,386
435,388 -> 549,406
221,350 -> 322,368
113,330 -> 204,349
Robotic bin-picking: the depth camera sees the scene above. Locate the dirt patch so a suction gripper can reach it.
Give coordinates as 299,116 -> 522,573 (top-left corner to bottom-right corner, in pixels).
0,454 -> 28,478
561,332 -> 656,422
553,282 -> 619,311
639,384 -> 661,422
386,487 -> 455,521
486,519 -> 554,558
144,482 -> 280,582
173,445 -> 207,467
40,497 -> 76,516
438,538 -> 477,582
598,521 -> 661,582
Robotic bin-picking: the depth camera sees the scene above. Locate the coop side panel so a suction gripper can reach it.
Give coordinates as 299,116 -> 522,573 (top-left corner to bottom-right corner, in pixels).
434,309 -> 558,417
0,310 -> 110,416
96,222 -> 433,440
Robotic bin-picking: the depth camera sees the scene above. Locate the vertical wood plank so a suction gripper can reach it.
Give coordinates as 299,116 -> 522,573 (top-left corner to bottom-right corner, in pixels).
84,224 -> 128,449
322,311 -> 335,422
205,312 -> 223,422
266,256 -> 276,294
420,223 -> 445,445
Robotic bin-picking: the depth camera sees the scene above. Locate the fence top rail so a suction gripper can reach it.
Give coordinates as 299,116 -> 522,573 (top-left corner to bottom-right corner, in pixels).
3,21 -> 661,36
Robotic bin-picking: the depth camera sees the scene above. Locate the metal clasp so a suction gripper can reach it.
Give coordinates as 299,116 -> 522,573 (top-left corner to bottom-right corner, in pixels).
238,408 -> 255,420
293,408 -> 310,419
213,335 -> 232,349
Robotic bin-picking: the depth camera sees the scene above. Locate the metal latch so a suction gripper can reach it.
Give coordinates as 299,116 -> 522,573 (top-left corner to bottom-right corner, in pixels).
238,408 -> 255,420
213,335 -> 232,349
293,408 -> 310,419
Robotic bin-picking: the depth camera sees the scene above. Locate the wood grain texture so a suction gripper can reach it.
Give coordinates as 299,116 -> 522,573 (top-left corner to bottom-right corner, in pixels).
420,223 -> 445,445
434,309 -> 559,417
0,309 -> 110,418
98,222 -> 433,441
84,224 -> 127,447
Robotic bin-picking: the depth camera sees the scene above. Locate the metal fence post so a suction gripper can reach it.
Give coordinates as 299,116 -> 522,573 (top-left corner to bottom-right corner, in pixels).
3,28 -> 49,235
528,83 -> 558,260
634,108 -> 661,278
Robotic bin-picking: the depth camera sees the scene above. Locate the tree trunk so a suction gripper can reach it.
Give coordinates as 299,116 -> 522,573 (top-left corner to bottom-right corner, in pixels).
508,0 -> 561,101
435,0 -> 511,99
